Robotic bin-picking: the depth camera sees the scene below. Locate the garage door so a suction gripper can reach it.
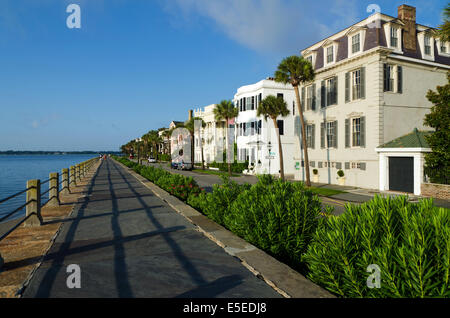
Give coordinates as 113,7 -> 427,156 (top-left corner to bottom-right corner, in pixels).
389,157 -> 414,193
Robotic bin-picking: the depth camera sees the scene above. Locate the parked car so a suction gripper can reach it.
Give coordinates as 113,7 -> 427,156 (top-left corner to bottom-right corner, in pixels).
170,161 -> 179,169
148,157 -> 156,163
177,161 -> 193,171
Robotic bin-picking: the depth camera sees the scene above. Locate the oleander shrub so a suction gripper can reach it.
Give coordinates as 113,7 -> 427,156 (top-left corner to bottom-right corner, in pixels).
304,195 -> 450,298
187,176 -> 251,225
208,161 -> 249,173
225,180 -> 325,269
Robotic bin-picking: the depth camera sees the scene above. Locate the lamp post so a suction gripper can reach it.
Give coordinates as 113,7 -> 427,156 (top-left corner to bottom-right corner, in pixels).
268,141 -> 272,175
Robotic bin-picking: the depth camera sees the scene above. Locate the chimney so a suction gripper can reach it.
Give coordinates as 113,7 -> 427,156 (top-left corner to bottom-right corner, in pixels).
188,109 -> 193,121
398,4 -> 417,51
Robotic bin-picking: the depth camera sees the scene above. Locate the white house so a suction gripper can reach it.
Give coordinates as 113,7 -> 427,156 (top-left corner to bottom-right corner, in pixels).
294,4 -> 449,194
233,78 -> 298,178
193,104 -> 227,164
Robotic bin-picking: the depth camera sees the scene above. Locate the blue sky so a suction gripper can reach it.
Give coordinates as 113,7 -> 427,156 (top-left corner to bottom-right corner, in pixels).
0,0 -> 447,151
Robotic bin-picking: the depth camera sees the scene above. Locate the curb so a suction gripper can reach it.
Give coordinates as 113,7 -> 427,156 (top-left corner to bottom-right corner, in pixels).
115,159 -> 334,298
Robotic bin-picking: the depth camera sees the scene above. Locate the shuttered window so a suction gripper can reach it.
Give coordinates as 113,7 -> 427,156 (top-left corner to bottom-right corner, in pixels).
307,124 -> 315,149
277,120 -> 284,136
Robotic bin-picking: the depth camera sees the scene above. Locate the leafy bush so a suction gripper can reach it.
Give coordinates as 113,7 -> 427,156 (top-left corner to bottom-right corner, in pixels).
208,161 -> 249,173
187,176 -> 251,225
225,180 -> 324,269
158,153 -> 171,162
337,169 -> 344,178
304,196 -> 450,298
313,169 -> 318,175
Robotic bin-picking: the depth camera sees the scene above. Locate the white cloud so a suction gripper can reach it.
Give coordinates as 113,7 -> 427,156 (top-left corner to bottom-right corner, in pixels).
162,0 -> 359,55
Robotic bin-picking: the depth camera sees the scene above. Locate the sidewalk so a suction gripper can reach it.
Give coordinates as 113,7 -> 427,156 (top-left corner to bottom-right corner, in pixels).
22,159 -> 282,298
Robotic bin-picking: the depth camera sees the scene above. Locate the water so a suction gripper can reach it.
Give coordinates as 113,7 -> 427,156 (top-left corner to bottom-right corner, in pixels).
0,154 -> 98,223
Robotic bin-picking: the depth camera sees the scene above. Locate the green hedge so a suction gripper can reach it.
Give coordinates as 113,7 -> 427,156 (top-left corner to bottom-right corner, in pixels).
114,156 -> 203,201
304,195 -> 450,298
207,161 -> 249,173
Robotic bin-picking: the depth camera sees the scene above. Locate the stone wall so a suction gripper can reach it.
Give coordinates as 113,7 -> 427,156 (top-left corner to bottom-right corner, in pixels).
421,183 -> 450,200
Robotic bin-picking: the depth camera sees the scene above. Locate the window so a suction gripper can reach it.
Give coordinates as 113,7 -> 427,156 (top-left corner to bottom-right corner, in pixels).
352,118 -> 361,147
246,97 -> 253,111
292,101 -> 295,115
352,33 -> 361,54
352,69 -> 362,100
326,46 -> 334,63
306,56 -> 313,64
441,43 -> 447,54
277,120 -> 284,136
390,27 -> 398,48
326,121 -> 336,148
277,93 -> 284,100
425,35 -> 431,55
306,85 -> 314,110
306,124 -> 314,148
384,64 -> 394,92
326,77 -> 337,106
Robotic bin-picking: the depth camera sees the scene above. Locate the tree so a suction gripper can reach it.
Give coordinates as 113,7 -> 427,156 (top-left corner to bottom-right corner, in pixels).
257,95 -> 290,181
435,3 -> 450,42
274,55 -> 315,186
184,117 -> 206,170
213,100 -> 239,176
423,73 -> 450,184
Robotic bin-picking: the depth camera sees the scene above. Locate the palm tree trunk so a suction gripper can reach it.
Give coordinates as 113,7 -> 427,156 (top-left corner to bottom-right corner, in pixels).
225,118 -> 232,176
273,119 -> 285,181
294,85 -> 311,187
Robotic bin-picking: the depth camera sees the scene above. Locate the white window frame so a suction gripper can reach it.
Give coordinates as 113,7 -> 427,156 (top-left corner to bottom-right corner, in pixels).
306,124 -> 314,148
383,22 -> 403,53
436,38 -> 450,56
418,31 -> 435,61
347,30 -> 366,58
323,43 -> 337,66
326,121 -> 336,149
351,68 -> 362,100
306,85 -> 314,110
384,64 -> 402,94
351,117 -> 361,148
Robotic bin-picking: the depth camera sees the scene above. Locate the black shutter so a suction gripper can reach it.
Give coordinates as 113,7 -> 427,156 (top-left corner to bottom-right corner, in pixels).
345,72 -> 350,103
312,84 -> 316,110
320,123 -> 325,148
361,67 -> 366,99
301,87 -> 305,111
333,77 -> 338,105
383,64 -> 388,92
360,116 -> 366,148
397,66 -> 403,93
311,124 -> 316,149
293,101 -> 295,115
252,96 -> 255,110
334,121 -> 338,148
243,98 -> 246,111
345,118 -> 350,148
321,81 -> 326,108
277,120 -> 284,135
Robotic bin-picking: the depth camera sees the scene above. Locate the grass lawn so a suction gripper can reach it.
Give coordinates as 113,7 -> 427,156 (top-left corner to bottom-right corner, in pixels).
308,187 -> 345,197
193,169 -> 241,177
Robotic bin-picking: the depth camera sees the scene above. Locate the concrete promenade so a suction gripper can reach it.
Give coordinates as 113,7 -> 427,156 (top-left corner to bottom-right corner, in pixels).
22,158 -> 281,298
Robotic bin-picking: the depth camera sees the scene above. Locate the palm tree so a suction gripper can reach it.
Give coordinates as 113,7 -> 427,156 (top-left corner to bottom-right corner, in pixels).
213,100 -> 239,176
274,55 -> 315,186
436,4 -> 450,42
184,117 -> 206,170
257,95 -> 290,181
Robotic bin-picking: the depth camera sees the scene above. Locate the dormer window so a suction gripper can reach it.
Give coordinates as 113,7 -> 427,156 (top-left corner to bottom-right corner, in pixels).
441,42 -> 447,53
390,27 -> 398,48
306,56 -> 313,64
326,46 -> 334,63
424,35 -> 431,55
352,33 -> 361,54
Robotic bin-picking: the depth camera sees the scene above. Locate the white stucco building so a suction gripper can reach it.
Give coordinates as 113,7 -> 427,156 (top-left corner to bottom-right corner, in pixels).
193,104 -> 227,164
293,4 -> 449,194
233,78 -> 297,177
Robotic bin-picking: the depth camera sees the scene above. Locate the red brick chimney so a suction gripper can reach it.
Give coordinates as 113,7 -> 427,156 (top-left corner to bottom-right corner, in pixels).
398,4 -> 417,51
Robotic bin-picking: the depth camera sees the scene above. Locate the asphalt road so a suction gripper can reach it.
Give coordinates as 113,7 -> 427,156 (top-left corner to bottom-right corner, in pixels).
144,162 -> 348,215
22,158 -> 280,298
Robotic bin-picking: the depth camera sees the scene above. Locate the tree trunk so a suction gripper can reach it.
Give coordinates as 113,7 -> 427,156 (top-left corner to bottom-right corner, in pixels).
225,118 -> 232,176
294,85 -> 311,187
273,119 -> 285,181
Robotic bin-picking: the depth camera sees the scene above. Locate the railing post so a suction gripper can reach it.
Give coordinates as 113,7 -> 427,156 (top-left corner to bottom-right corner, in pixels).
70,165 -> 76,187
25,179 -> 42,227
48,172 -> 59,206
61,168 -> 69,195
76,164 -> 81,183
